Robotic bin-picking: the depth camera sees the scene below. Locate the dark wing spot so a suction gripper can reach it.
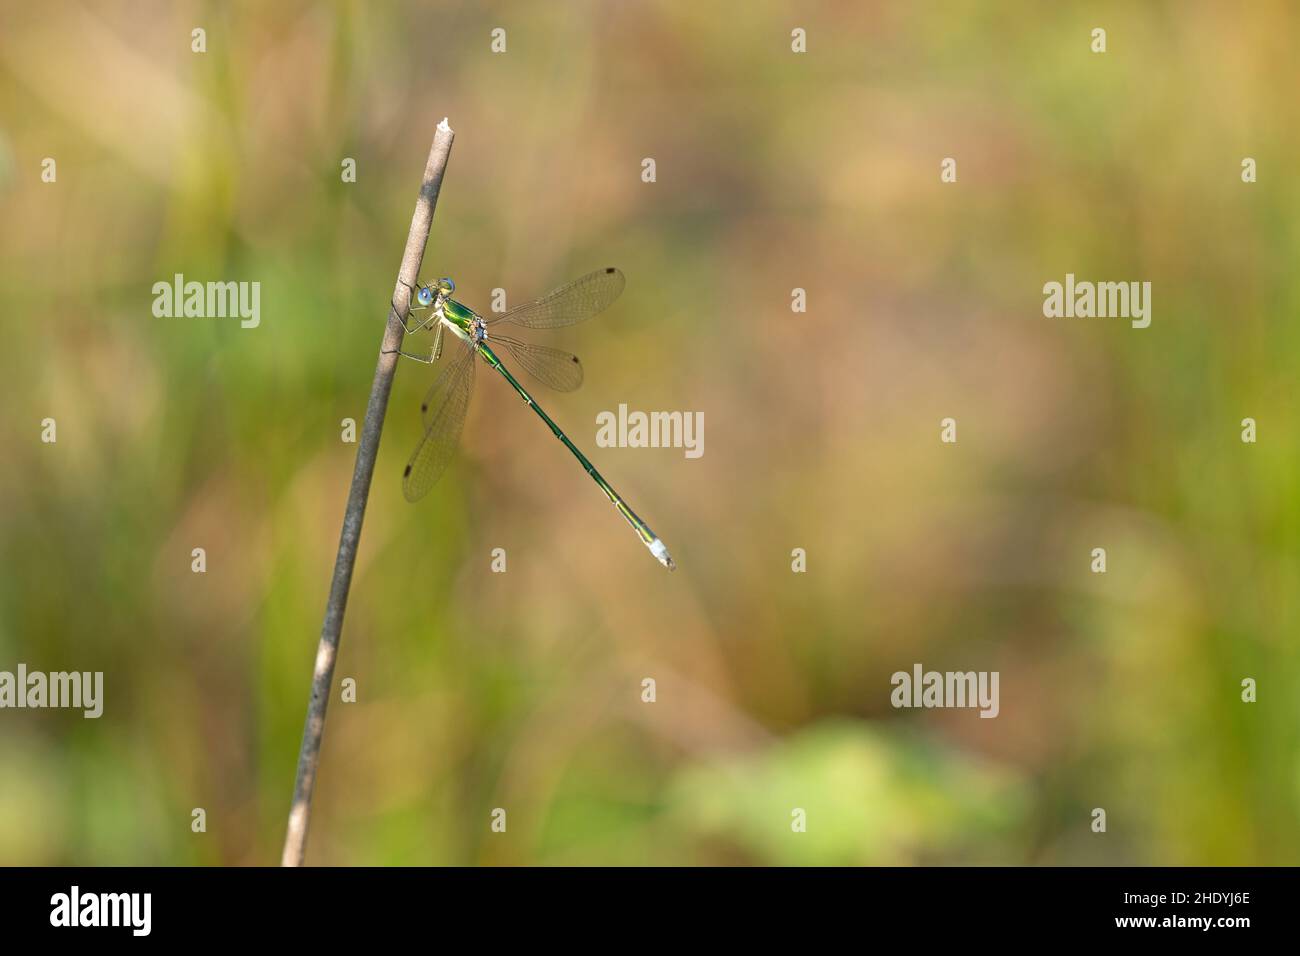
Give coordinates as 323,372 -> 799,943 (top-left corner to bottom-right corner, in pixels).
605,267 -> 616,273
403,465 -> 412,476
572,356 -> 579,363
420,404 -> 428,412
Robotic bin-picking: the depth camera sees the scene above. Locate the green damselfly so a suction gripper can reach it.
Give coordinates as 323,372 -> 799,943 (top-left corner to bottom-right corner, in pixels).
389,268 -> 676,571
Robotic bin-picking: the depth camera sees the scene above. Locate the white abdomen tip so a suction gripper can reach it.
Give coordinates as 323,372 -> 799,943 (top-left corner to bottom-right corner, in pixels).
648,538 -> 676,571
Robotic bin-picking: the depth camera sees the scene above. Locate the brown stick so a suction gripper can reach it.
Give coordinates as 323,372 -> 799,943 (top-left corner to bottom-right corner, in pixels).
281,119 -> 455,866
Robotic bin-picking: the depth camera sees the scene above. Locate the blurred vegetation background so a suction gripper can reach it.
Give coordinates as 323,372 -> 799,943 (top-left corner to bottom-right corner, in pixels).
1,0 -> 1297,865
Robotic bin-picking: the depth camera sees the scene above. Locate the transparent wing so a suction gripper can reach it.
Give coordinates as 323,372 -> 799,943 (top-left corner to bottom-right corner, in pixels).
419,333 -> 464,428
491,334 -> 584,392
486,267 -> 625,330
403,342 -> 476,502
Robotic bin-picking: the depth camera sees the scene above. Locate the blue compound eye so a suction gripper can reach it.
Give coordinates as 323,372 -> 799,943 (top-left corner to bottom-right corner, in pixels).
438,277 -> 455,294
416,287 -> 434,307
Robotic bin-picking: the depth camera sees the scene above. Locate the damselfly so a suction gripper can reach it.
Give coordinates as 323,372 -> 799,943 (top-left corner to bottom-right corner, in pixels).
389,268 -> 676,571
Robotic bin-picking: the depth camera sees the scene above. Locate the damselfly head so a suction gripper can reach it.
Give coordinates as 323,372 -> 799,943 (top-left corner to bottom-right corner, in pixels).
436,277 -> 456,296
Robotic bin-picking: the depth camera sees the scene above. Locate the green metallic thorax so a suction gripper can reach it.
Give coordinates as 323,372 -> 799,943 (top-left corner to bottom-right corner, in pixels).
441,297 -> 480,336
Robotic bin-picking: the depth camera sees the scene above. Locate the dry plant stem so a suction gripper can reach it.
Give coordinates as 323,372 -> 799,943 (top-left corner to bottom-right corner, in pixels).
281,120 -> 455,867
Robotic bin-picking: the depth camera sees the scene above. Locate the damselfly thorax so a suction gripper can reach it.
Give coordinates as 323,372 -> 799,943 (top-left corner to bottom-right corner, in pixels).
412,283 -> 488,364
439,298 -> 488,346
